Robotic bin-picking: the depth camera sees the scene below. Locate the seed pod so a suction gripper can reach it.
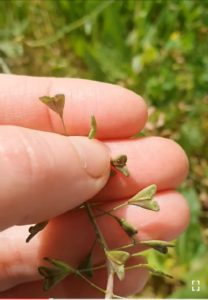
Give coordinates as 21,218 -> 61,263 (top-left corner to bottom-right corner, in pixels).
26,221 -> 48,243
105,250 -> 130,280
115,217 -> 138,238
39,94 -> 65,118
140,264 -> 173,279
131,200 -> 160,211
140,240 -> 174,254
88,115 -> 97,139
111,154 -> 130,177
38,257 -> 74,291
128,185 -> 159,211
128,184 -> 157,203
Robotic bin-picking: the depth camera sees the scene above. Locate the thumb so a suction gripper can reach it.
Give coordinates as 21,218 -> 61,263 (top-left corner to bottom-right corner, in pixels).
0,126 -> 110,230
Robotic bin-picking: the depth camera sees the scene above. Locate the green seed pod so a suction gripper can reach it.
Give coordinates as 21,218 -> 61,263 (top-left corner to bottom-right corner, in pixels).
88,115 -> 97,139
105,250 -> 130,281
105,250 -> 130,265
116,217 -> 138,237
38,257 -> 74,291
111,155 -> 130,177
140,240 -> 174,254
131,200 -> 160,211
128,184 -> 157,203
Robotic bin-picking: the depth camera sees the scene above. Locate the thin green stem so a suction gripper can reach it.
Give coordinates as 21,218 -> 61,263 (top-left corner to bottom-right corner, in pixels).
78,263 -> 148,276
85,203 -> 107,250
111,202 -> 128,212
115,242 -> 139,250
77,270 -> 106,294
95,202 -> 128,218
125,263 -> 148,271
77,270 -> 123,299
79,264 -> 106,273
85,203 -> 115,299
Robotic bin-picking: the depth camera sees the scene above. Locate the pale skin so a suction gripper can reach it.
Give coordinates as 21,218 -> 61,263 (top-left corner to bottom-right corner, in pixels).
0,74 -> 189,297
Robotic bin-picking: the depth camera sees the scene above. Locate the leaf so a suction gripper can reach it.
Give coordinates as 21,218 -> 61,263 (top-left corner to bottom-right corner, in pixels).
38,257 -> 74,291
78,252 -> 93,277
105,250 -> 130,280
115,217 -> 138,240
128,184 -> 157,203
88,115 -> 97,139
26,221 -> 48,243
140,240 -> 174,254
39,94 -> 65,118
111,154 -> 130,177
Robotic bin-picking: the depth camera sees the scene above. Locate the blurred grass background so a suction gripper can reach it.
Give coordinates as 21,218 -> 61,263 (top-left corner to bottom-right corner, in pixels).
0,0 -> 207,298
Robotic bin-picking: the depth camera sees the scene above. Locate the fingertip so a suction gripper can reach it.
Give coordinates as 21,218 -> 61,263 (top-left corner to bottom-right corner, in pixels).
69,136 -> 110,179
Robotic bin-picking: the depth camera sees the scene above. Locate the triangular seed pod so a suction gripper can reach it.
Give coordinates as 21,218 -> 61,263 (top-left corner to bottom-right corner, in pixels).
38,257 -> 74,291
128,184 -> 157,204
39,94 -> 65,118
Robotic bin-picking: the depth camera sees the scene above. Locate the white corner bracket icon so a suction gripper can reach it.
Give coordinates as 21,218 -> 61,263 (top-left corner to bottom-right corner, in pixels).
191,280 -> 200,292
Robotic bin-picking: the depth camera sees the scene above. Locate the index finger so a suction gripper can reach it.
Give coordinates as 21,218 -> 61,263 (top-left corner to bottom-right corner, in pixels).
0,74 -> 147,139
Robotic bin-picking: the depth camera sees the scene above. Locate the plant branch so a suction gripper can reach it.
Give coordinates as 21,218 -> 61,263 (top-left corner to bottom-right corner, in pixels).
85,202 -> 115,299
61,117 -> 67,135
95,202 -> 128,218
79,264 -> 106,273
76,270 -> 123,299
105,267 -> 115,299
76,270 -> 106,294
85,203 -> 107,250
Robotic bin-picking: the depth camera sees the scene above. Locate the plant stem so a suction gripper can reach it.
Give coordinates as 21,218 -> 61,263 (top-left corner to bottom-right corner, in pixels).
111,202 -> 128,212
77,270 -> 123,299
105,267 -> 115,299
125,263 -> 148,271
77,270 -> 106,294
85,203 -> 107,250
60,117 -> 68,135
116,242 -> 138,250
79,264 -> 106,273
95,202 -> 128,218
85,202 -> 115,299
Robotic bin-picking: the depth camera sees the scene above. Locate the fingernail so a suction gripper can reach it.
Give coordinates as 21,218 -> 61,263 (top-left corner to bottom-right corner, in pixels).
70,136 -> 110,178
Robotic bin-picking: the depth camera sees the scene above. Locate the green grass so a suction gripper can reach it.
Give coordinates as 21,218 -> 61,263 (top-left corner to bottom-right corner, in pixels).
0,0 -> 208,298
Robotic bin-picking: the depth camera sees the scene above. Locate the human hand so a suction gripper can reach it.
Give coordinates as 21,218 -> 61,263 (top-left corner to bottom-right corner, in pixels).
0,75 -> 189,298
